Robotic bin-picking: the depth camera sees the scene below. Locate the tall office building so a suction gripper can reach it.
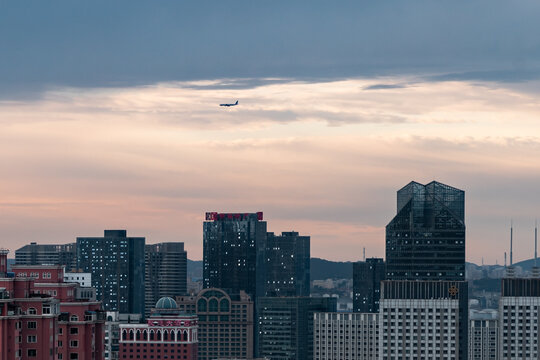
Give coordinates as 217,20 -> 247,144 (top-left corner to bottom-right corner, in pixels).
77,230 -> 145,315
352,258 -> 385,313
203,212 -> 267,299
145,242 -> 187,315
265,231 -> 310,297
314,312 -> 379,360
379,280 -> 468,360
15,242 -> 77,271
176,288 -> 254,360
386,181 -> 465,281
256,296 -> 337,360
469,313 -> 498,360
499,278 -> 540,359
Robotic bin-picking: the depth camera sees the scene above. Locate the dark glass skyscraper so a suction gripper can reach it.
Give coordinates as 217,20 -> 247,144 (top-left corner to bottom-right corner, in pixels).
77,230 -> 145,315
353,257 -> 385,313
145,242 -> 187,315
203,212 -> 267,299
265,231 -> 310,297
385,181 -> 465,281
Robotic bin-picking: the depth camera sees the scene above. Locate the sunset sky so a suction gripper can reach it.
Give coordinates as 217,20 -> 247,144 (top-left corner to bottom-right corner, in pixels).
2,1 -> 540,263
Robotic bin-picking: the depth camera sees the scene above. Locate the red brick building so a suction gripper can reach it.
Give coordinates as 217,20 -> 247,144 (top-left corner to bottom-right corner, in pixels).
0,249 -> 105,360
119,297 -> 197,360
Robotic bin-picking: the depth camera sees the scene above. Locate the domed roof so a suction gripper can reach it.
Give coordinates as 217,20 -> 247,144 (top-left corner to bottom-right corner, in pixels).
155,297 -> 177,310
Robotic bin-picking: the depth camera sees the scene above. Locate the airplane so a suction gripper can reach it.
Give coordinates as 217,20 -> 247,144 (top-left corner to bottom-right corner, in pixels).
220,100 -> 238,107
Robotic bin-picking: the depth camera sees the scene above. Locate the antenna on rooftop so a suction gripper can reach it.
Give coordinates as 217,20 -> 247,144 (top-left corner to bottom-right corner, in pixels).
510,220 -> 513,266
535,219 -> 538,267
363,247 -> 366,261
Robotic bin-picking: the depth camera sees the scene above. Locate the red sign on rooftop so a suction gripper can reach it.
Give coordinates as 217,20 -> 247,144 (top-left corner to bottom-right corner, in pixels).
205,212 -> 263,221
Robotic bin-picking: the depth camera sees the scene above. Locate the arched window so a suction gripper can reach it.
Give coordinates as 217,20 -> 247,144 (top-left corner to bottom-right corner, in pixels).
28,308 -> 37,315
129,330 -> 134,340
197,298 -> 207,312
143,330 -> 148,340
183,331 -> 188,341
163,330 -> 168,341
136,331 -> 141,340
122,330 -> 127,341
156,330 -> 161,341
149,331 -> 155,340
70,315 -> 78,322
220,298 -> 230,312
209,298 -> 218,312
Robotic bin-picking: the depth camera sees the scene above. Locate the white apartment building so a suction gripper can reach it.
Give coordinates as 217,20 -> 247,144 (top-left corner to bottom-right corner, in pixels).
469,314 -> 498,360
313,312 -> 379,360
64,271 -> 92,287
379,280 -> 468,360
499,278 -> 540,360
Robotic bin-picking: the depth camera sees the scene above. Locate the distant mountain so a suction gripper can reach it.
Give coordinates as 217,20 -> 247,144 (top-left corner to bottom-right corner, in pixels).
310,258 -> 353,280
188,259 -> 203,280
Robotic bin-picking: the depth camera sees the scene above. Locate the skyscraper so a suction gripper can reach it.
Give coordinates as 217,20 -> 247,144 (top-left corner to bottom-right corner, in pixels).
352,257 -> 385,313
265,231 -> 310,297
77,230 -> 145,315
386,181 -> 466,281
145,242 -> 187,315
15,242 -> 77,271
203,212 -> 267,299
257,296 -> 337,360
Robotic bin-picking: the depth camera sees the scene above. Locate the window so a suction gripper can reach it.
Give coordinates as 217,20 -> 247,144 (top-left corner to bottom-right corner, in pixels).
70,353 -> 78,360
27,335 -> 37,343
59,327 -> 63,335
70,315 -> 79,322
42,305 -> 51,314
27,349 -> 37,357
70,340 -> 79,348
28,308 -> 37,315
27,321 -> 37,329
70,327 -> 79,335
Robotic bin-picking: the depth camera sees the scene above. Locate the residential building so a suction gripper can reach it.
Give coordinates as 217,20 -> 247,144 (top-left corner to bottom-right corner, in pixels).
77,230 -> 145,315
203,212 -> 267,300
176,288 -> 254,360
104,312 -> 142,360
64,272 -> 92,287
313,312 -> 379,360
469,311 -> 498,360
256,296 -> 337,360
0,250 -> 106,360
265,231 -> 310,297
379,280 -> 468,360
499,278 -> 540,359
386,181 -> 466,281
145,242 -> 187,316
352,258 -> 385,313
119,297 -> 198,360
15,242 -> 77,271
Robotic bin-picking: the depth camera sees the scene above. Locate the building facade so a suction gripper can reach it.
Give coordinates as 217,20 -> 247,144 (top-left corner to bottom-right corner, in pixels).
0,250 -> 105,360
15,242 -> 77,271
352,258 -> 385,313
386,181 -> 466,281
203,212 -> 267,300
176,288 -> 254,360
105,312 -> 142,360
379,280 -> 468,360
77,230 -> 145,315
313,312 -> 379,360
64,272 -> 92,287
119,297 -> 198,360
265,231 -> 310,297
499,278 -> 540,360
469,317 -> 498,360
256,296 -> 337,360
145,242 -> 187,316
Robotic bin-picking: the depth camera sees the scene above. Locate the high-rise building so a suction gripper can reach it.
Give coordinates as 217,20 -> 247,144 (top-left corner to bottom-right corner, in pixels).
313,312 -> 379,360
176,288 -> 254,360
379,280 -> 468,360
145,242 -> 187,315
15,242 -> 77,271
0,250 -> 106,360
256,296 -> 337,360
352,258 -> 385,313
499,278 -> 540,359
119,297 -> 198,360
386,181 -> 466,281
265,231 -> 310,297
203,212 -> 267,299
77,230 -> 145,315
469,312 -> 498,360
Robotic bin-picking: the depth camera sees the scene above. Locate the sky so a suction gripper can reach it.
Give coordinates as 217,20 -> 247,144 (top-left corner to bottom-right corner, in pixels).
1,0 -> 540,263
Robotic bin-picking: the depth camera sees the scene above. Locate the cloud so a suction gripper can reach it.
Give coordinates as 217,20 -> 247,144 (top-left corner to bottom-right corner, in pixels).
363,84 -> 408,90
1,0 -> 540,99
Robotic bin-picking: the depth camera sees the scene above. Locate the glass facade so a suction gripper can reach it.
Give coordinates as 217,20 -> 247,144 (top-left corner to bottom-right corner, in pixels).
353,258 -> 385,313
386,181 -> 465,281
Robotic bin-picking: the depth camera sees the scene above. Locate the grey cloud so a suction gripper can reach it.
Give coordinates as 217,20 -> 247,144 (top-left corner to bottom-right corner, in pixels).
1,0 -> 540,99
364,84 -> 407,90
